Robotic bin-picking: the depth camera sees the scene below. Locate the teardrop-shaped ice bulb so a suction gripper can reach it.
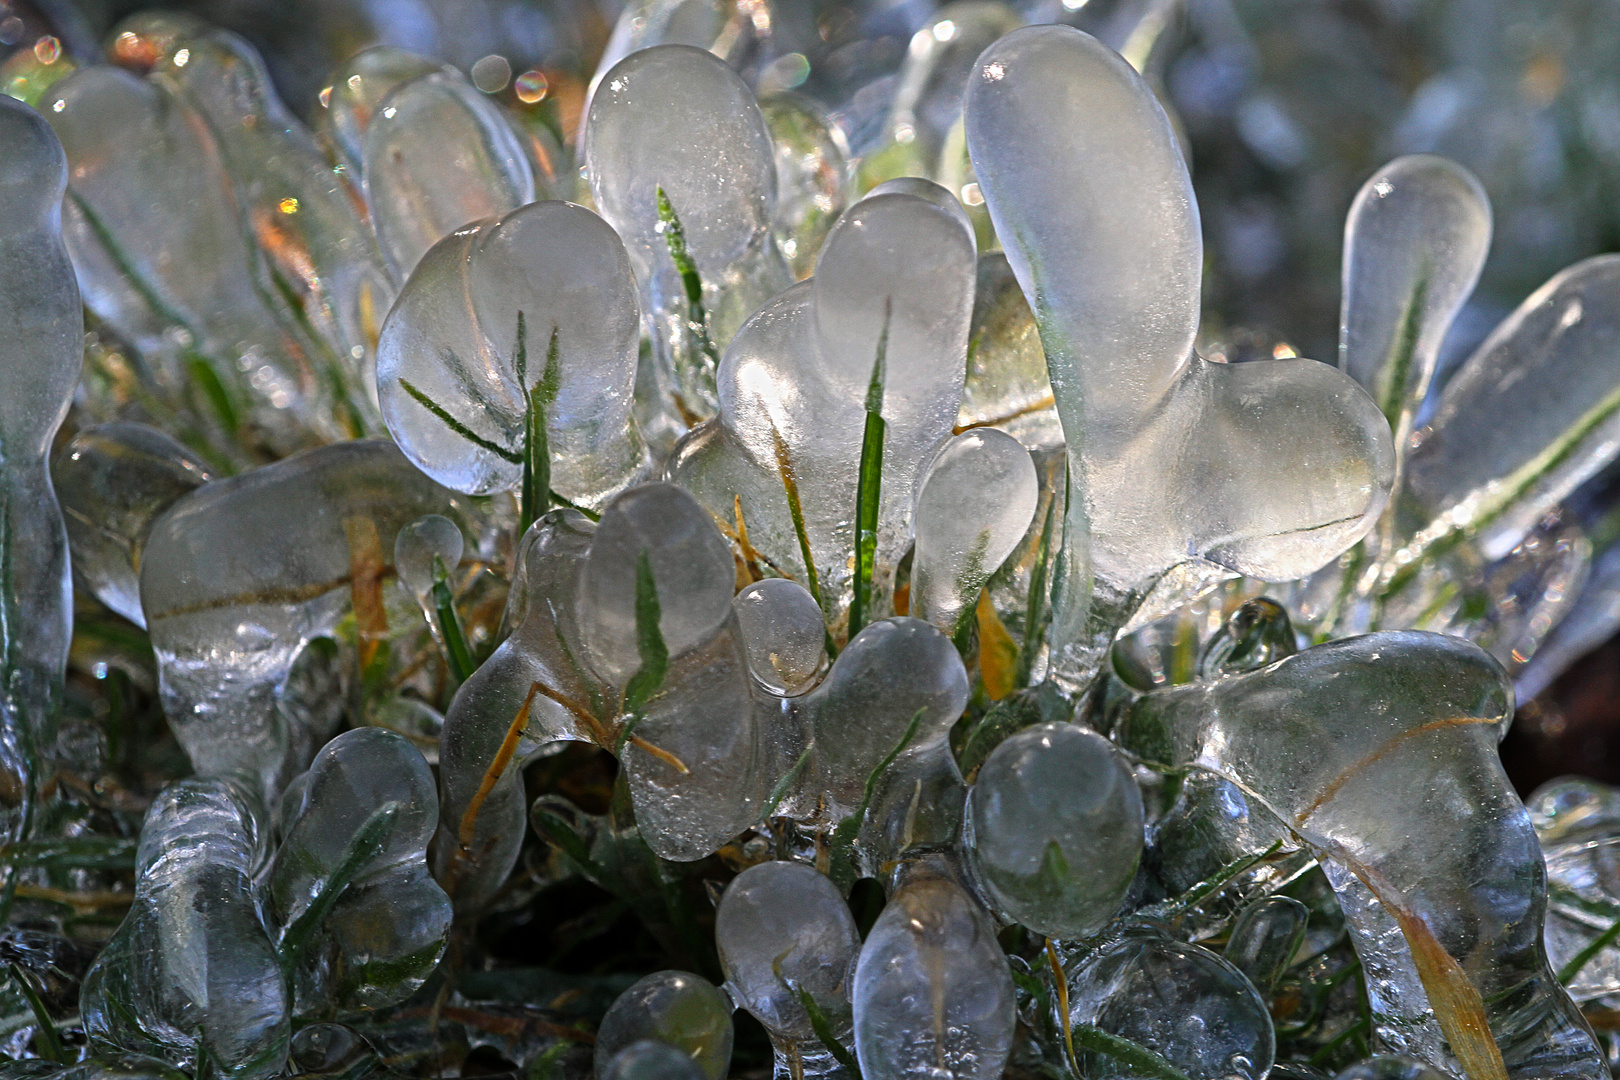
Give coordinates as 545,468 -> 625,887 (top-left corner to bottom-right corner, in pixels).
394,514 -> 463,606
733,578 -> 826,694
852,865 -> 1014,1080
910,428 -> 1038,635
965,722 -> 1142,939
1340,155 -> 1490,457
363,70 -> 535,279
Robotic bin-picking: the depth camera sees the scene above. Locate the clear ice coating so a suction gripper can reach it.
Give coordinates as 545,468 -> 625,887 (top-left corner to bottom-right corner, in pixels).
318,46 -> 452,178
0,95 -> 79,865
81,779 -> 288,1080
1116,628 -> 1604,1080
851,863 -> 1014,1080
1225,895 -> 1310,993
362,69 -> 537,280
377,198 -> 648,503
760,92 -> 849,282
957,253 -> 1060,452
42,63 -> 345,453
585,45 -> 791,431
1058,929 -> 1274,1080
731,578 -> 826,695
716,861 -> 859,1046
602,1040 -> 710,1080
54,423 -> 215,628
1527,777 -> 1620,1003
264,728 -> 450,1012
964,25 -> 1394,685
393,514 -> 464,611
909,428 -> 1038,636
143,19 -> 390,421
595,970 -> 735,1080
1338,156 -> 1491,481
139,440 -> 455,798
965,722 -> 1142,939
669,180 -> 975,626
1402,255 -> 1620,562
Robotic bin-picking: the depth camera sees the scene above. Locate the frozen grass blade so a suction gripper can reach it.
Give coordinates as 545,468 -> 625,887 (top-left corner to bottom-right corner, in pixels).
848,300 -> 891,639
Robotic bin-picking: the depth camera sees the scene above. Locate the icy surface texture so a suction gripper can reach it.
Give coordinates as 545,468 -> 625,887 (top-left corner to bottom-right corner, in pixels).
731,578 -> 825,695
595,971 -> 734,1080
0,95 -> 78,886
1117,626 -> 1603,1080
717,860 -> 858,1068
362,69 -> 537,280
761,93 -> 849,281
1057,928 -> 1274,1080
318,46 -> 452,178
140,440 -> 455,798
42,39 -> 370,455
852,863 -> 1014,1080
910,428 -> 1038,636
138,18 -> 390,423
669,180 -> 977,629
54,423 -> 214,628
585,45 -> 791,437
965,26 -> 1394,688
1528,777 -> 1620,1004
965,722 -> 1141,939
81,779 -> 287,1080
602,1040 -> 709,1080
377,198 -> 647,504
264,728 -> 450,1013
438,483 -> 968,907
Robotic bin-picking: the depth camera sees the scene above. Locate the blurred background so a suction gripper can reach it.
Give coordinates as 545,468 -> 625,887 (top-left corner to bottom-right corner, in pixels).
4,0 -> 1620,793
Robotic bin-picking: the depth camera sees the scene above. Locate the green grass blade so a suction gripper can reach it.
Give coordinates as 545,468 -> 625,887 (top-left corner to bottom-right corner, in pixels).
1559,908 -> 1620,985
1068,1024 -> 1191,1080
1018,492 -> 1059,686
848,300 -> 891,639
431,556 -> 475,683
656,186 -> 720,370
760,742 -> 814,823
829,707 -> 925,889
399,378 -> 522,464
621,551 -> 670,721
796,986 -> 862,1078
519,316 -> 560,536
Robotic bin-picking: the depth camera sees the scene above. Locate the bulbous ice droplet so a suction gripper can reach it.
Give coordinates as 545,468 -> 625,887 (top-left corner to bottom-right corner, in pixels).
965,722 -> 1142,939
1333,1058 -> 1451,1080
0,94 -> 78,870
716,860 -> 859,1044
910,428 -> 1038,635
733,578 -> 826,694
140,440 -> 455,798
54,423 -> 214,628
1225,895 -> 1309,992
852,866 -> 1014,1080
394,514 -> 464,607
363,70 -> 535,279
266,728 -> 450,1013
1117,631 -> 1604,1080
320,46 -> 451,177
81,779 -> 288,1079
762,92 -> 850,281
1340,155 -> 1490,456
576,483 -> 736,687
596,971 -> 734,1080
1061,929 -> 1273,1080
585,45 -> 790,426
288,1023 -> 371,1075
377,199 -> 647,504
1404,255 -> 1620,562
603,1040 -> 708,1080
965,26 -> 1393,683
